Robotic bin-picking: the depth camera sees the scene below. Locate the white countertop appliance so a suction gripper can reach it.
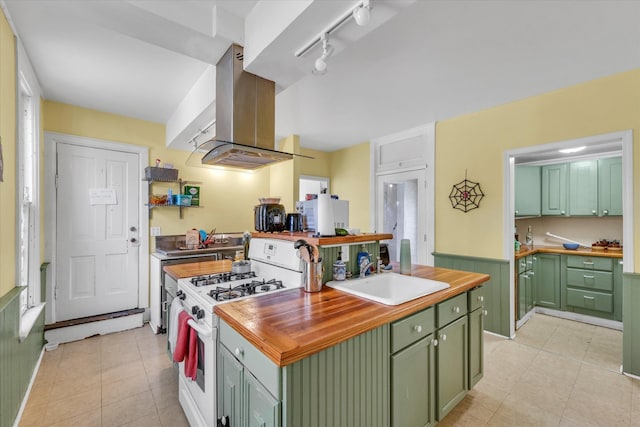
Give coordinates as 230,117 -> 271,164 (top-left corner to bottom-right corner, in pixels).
175,238 -> 303,427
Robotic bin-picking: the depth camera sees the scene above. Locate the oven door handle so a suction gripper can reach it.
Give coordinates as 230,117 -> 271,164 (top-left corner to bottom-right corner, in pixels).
187,319 -> 212,338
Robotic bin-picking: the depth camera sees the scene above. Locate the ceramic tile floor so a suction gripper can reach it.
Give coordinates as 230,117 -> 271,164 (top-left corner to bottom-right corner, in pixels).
18,314 -> 640,426
19,325 -> 188,427
441,313 -> 640,427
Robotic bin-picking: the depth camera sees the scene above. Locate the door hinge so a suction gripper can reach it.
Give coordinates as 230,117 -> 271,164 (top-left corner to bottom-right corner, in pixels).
54,287 -> 57,299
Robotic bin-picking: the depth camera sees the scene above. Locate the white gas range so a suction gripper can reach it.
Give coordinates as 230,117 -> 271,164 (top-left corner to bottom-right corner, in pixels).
174,238 -> 303,427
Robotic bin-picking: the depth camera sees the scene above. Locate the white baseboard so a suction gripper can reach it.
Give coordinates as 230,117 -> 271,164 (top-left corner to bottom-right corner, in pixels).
44,313 -> 144,346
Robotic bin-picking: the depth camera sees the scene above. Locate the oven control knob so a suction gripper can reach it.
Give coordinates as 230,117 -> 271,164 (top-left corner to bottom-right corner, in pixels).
191,305 -> 200,315
196,309 -> 205,319
176,290 -> 186,300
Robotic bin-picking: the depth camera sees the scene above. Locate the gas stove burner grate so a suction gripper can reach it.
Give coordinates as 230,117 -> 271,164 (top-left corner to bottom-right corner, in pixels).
207,279 -> 285,302
190,271 -> 256,287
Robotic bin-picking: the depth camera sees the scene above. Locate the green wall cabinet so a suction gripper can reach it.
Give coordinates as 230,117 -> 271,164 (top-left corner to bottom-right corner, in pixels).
515,166 -> 541,216
535,254 -> 561,309
569,160 -> 599,215
598,157 -> 623,216
541,163 -> 568,216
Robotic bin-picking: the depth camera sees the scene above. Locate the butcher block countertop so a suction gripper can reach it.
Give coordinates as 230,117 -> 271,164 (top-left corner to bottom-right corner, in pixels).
214,264 -> 490,367
515,245 -> 623,260
163,260 -> 232,280
251,231 -> 393,245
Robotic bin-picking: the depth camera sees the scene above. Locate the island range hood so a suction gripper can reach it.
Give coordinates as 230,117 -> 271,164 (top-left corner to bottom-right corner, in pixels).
187,44 -> 307,170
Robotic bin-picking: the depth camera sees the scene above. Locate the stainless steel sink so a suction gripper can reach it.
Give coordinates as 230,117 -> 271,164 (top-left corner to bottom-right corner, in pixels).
326,273 -> 450,305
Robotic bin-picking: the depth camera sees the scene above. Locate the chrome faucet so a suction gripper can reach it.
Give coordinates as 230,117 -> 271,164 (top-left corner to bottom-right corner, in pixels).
359,258 -> 374,278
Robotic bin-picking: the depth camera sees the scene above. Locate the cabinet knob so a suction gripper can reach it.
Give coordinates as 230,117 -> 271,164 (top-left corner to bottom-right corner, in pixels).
235,347 -> 244,357
560,210 -> 566,215
413,325 -> 423,333
592,210 -> 597,215
483,309 -> 488,316
441,334 -> 447,341
603,210 -> 609,215
433,339 -> 439,347
477,296 -> 484,302
452,306 -> 460,314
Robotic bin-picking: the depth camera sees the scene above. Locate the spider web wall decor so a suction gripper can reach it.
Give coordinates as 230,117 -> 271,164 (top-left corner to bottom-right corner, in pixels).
449,170 -> 484,212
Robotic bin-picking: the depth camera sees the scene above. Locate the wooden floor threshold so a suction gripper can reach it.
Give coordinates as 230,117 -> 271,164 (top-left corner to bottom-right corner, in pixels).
44,308 -> 145,331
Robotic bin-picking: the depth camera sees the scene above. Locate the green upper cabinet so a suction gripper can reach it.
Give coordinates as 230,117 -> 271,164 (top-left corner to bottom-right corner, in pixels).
569,160 -> 599,215
598,157 -> 623,216
541,163 -> 568,216
515,166 -> 541,216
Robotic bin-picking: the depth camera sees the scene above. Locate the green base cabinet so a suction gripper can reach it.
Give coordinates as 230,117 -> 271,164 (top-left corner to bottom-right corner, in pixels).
468,287 -> 486,388
535,254 -> 560,309
391,336 -> 436,427
436,315 -> 469,420
564,255 -> 621,321
219,346 -> 244,426
245,371 -> 281,427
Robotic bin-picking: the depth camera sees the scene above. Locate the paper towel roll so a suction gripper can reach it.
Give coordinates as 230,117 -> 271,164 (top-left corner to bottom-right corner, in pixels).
316,194 -> 335,236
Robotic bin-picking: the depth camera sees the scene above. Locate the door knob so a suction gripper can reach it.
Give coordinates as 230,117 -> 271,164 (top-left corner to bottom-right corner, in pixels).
130,238 -> 137,243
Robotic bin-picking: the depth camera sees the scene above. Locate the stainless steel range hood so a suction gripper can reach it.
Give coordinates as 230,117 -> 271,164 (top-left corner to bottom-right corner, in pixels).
187,44 -> 306,170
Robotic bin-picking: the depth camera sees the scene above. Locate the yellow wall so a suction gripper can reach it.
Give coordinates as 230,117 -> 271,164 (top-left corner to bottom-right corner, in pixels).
330,142 -> 371,231
435,69 -> 640,268
0,9 -> 16,297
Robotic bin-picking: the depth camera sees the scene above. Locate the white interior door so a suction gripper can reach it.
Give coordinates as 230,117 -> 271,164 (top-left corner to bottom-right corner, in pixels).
55,143 -> 140,321
376,169 -> 429,265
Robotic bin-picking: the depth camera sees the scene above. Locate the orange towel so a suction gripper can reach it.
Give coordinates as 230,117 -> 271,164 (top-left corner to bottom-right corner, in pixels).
173,311 -> 199,380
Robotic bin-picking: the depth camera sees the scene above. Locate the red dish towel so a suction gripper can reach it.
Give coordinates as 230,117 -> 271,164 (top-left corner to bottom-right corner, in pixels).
173,311 -> 199,381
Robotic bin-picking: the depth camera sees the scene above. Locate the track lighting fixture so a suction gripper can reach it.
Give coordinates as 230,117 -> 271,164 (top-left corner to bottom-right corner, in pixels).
313,33 -> 333,75
353,0 -> 371,26
295,0 -> 374,75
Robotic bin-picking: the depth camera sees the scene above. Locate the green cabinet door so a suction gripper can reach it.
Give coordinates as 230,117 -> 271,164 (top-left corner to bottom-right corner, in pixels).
245,370 -> 281,427
541,163 -> 568,215
598,157 -> 622,216
515,166 -> 541,216
569,160 -> 599,215
613,258 -> 622,321
468,307 -> 484,388
391,335 -> 436,427
220,346 -> 244,427
535,254 -> 561,309
436,315 -> 468,420
517,271 -> 533,320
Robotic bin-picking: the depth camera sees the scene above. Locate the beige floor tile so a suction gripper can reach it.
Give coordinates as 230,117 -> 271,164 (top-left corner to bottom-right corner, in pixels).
101,359 -> 146,385
563,387 -> 631,427
43,387 -> 101,425
503,380 -> 567,418
61,336 -> 102,356
542,327 -> 592,361
19,402 -> 47,427
583,341 -> 623,372
147,365 -> 179,390
24,375 -> 54,409
529,349 -> 582,384
49,372 -> 102,403
483,333 -> 506,355
443,391 -> 495,423
487,398 -> 561,427
158,402 -> 190,427
142,352 -> 174,375
101,345 -> 141,370
101,391 -> 157,427
470,379 -> 509,412
573,363 -> 634,409
120,412 -> 162,427
102,374 -> 151,406
46,408 -> 102,427
515,317 -> 557,349
151,381 -> 179,409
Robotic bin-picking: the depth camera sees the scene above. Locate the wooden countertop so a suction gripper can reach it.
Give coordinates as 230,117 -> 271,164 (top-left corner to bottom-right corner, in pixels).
163,260 -> 232,280
214,264 -> 490,367
515,245 -> 623,259
251,231 -> 393,245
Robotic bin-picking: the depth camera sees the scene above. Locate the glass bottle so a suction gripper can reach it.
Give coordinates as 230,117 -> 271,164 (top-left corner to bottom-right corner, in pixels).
526,226 -> 533,246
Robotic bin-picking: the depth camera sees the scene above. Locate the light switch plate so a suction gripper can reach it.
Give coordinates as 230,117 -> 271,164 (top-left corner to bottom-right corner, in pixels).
150,226 -> 161,236
341,245 -> 350,262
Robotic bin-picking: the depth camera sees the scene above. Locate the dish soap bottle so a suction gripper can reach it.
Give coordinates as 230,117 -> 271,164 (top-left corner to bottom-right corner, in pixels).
526,226 -> 533,246
333,251 -> 346,281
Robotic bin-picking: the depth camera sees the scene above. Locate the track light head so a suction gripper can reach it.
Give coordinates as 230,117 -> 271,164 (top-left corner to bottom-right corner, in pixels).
353,0 -> 371,26
313,34 -> 332,75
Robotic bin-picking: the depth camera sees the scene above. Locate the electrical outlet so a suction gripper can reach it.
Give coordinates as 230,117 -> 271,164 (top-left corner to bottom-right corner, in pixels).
341,245 -> 350,262
150,226 -> 161,236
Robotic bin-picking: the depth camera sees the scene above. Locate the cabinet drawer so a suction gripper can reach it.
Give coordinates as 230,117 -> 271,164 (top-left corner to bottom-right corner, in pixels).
566,288 -> 613,313
391,307 -> 435,353
566,269 -> 613,292
566,256 -> 613,271
468,287 -> 486,312
220,320 -> 280,398
437,293 -> 468,327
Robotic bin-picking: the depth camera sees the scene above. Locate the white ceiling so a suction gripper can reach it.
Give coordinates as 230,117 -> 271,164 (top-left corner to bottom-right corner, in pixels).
3,0 -> 640,153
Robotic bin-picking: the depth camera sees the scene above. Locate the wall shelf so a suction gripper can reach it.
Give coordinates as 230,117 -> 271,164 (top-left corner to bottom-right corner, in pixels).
143,177 -> 202,219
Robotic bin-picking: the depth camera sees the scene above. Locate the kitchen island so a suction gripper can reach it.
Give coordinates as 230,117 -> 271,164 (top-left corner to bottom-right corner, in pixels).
214,264 -> 490,427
